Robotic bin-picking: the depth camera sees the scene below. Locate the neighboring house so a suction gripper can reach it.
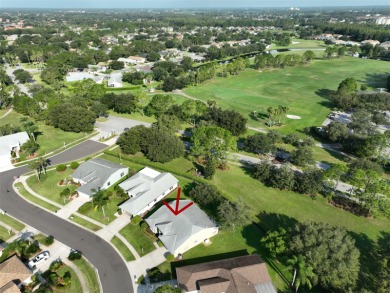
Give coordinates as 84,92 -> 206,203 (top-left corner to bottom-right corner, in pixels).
107,76 -> 122,88
71,158 -> 128,198
146,200 -> 218,256
0,255 -> 32,292
128,56 -> 146,64
118,167 -> 178,216
176,254 -> 277,293
0,132 -> 29,163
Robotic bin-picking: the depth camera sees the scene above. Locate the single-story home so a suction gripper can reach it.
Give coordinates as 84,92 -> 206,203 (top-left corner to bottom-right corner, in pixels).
0,255 -> 32,291
117,56 -> 146,66
71,158 -> 128,198
145,200 -> 218,256
176,254 -> 277,293
107,76 -> 122,88
0,132 -> 29,164
118,167 -> 178,216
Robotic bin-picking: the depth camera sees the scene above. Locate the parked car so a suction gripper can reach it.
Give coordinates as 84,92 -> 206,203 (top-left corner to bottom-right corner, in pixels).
28,251 -> 50,269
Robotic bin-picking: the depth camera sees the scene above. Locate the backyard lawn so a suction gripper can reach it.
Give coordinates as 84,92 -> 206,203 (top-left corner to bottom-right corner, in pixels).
119,223 -> 156,256
184,57 -> 390,132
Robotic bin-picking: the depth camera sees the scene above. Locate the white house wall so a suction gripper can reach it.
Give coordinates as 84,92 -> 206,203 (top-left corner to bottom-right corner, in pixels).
172,227 -> 219,257
101,167 -> 129,190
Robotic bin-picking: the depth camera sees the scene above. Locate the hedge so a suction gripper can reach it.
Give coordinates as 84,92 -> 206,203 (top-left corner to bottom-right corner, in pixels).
56,164 -> 67,172
70,161 -> 80,169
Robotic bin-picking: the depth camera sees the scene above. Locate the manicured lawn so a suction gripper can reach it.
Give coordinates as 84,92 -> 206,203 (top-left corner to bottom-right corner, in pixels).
82,196 -> 122,224
56,265 -> 83,293
0,224 -> 14,242
26,169 -> 78,205
73,258 -> 100,293
69,214 -> 102,232
184,57 -> 390,132
0,214 -> 25,231
119,223 -> 156,256
271,38 -> 327,49
14,183 -> 59,212
111,236 -> 136,261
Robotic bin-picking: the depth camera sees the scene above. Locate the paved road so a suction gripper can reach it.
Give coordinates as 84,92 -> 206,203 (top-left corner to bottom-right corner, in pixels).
0,140 -> 134,293
95,115 -> 151,137
4,63 -> 30,95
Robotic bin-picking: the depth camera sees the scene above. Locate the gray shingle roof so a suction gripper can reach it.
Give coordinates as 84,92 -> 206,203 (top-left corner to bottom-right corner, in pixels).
119,168 -> 178,215
145,200 -> 217,253
71,158 -> 124,196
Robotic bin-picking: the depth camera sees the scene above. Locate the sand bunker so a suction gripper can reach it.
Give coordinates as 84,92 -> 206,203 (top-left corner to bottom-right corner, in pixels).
286,114 -> 301,120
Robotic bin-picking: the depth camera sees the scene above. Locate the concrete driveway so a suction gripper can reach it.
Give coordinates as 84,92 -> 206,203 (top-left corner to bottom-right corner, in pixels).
95,116 -> 151,137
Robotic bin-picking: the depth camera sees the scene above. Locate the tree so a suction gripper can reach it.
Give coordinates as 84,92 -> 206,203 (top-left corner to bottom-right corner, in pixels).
116,126 -> 145,155
134,90 -> 148,116
110,60 -> 124,70
91,189 -> 110,218
13,69 -> 32,84
201,107 -> 247,136
302,50 -> 316,63
49,104 -> 96,133
145,94 -> 174,117
21,139 -> 39,156
191,126 -> 237,163
154,114 -> 181,134
287,255 -> 315,293
253,161 -> 273,182
261,228 -> 287,257
244,133 -> 275,154
28,160 -> 42,181
291,146 -> 315,167
268,164 -> 295,190
295,168 -> 323,195
290,221 -> 360,291
325,121 -> 349,142
180,100 -> 207,127
20,117 -> 38,142
217,199 -> 252,231
72,79 -> 105,102
189,183 -> 223,213
144,127 -> 184,163
147,52 -> 161,62
337,77 -> 358,95
60,188 -> 71,203
323,164 -> 348,192
204,156 -> 217,180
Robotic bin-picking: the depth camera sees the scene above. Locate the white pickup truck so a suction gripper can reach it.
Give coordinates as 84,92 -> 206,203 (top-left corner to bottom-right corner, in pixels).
28,251 -> 50,269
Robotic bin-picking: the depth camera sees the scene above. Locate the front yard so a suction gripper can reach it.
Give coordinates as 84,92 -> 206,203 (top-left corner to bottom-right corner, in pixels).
119,223 -> 156,256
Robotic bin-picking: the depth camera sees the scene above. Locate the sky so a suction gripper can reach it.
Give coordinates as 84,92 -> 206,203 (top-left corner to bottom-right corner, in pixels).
0,0 -> 389,9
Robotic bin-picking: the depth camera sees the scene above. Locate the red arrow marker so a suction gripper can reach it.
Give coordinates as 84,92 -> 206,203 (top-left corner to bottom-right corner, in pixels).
163,187 -> 193,216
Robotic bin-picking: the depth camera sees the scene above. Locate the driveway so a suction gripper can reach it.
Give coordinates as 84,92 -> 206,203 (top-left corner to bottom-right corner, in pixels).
0,140 -> 134,293
95,116 -> 151,137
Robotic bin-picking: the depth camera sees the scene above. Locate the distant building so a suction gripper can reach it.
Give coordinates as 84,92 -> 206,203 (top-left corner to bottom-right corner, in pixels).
361,40 -> 380,46
176,254 -> 277,293
376,17 -> 390,25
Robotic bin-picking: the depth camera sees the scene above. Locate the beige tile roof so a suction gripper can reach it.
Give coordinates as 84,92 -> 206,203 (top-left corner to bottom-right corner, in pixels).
0,281 -> 20,293
0,255 -> 31,289
176,255 -> 276,293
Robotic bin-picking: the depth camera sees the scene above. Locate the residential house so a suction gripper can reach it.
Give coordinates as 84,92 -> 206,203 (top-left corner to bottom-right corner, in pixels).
176,254 -> 277,293
107,76 -> 122,88
71,158 -> 128,198
361,40 -> 380,46
146,200 -> 218,256
118,167 -> 178,216
0,255 -> 32,292
0,132 -> 29,165
117,56 -> 146,66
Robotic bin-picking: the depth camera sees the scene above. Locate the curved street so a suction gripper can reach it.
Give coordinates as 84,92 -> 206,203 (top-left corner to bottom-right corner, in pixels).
0,140 -> 134,293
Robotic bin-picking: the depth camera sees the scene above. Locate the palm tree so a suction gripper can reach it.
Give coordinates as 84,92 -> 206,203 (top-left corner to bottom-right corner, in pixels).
287,255 -> 315,293
20,117 -> 38,142
28,160 -> 42,181
91,189 -> 110,218
60,188 -> 71,203
37,157 -> 48,175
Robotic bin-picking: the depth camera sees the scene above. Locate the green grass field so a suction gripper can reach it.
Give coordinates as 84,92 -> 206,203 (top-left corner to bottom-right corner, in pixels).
111,236 -> 136,261
26,169 -> 77,205
184,57 -> 390,133
73,258 -> 100,293
14,183 -> 59,212
0,214 -> 25,231
0,224 -> 14,242
56,265 -> 83,293
69,214 -> 102,232
271,38 -> 327,49
119,223 -> 156,256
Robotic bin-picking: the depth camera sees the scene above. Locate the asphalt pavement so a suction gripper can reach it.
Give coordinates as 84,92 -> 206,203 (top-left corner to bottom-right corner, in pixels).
0,140 -> 134,293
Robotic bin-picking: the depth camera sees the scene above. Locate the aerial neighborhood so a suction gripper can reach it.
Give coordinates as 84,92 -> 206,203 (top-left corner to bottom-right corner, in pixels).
0,2 -> 389,293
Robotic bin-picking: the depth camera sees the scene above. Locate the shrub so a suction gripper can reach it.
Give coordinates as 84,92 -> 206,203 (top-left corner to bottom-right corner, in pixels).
68,250 -> 82,261
26,241 -> 40,254
78,202 -> 93,214
56,164 -> 67,172
44,235 -> 54,246
140,221 -> 148,230
70,161 -> 79,169
360,84 -> 368,91
49,260 -> 63,272
165,253 -> 174,262
131,215 -> 142,225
